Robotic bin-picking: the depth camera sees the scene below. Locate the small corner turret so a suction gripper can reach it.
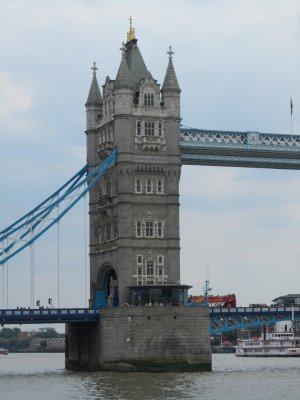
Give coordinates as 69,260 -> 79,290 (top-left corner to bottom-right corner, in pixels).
114,42 -> 134,115
85,62 -> 103,130
161,46 -> 181,118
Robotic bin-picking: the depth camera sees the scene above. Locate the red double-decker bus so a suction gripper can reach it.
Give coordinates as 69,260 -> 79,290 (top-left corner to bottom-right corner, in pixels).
189,293 -> 237,308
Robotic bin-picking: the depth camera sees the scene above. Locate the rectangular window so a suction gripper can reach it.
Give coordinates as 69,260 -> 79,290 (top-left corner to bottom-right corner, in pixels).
157,255 -> 164,265
146,261 -> 154,276
136,120 -> 141,136
144,94 -> 154,107
135,219 -> 165,238
137,267 -> 143,276
157,267 -> 163,276
135,178 -> 142,193
137,255 -> 143,265
136,221 -> 142,237
147,268 -> 154,276
145,221 -> 154,237
156,221 -> 164,238
144,122 -> 155,136
145,178 -> 153,194
158,122 -> 163,137
156,179 -> 164,194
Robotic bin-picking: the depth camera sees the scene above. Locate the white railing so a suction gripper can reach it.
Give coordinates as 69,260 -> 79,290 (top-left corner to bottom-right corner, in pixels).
180,129 -> 300,149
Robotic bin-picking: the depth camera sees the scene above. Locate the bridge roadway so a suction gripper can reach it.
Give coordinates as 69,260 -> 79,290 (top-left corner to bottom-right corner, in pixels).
0,308 -> 100,325
1,306 -> 299,335
180,129 -> 300,169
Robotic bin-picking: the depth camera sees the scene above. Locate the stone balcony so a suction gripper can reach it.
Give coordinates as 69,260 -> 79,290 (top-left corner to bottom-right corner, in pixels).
134,135 -> 166,152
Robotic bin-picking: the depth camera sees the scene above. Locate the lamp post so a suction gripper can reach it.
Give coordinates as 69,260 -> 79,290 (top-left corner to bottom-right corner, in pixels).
48,298 -> 52,308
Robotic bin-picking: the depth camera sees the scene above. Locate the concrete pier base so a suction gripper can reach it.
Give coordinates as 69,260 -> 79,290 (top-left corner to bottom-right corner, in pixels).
65,306 -> 212,372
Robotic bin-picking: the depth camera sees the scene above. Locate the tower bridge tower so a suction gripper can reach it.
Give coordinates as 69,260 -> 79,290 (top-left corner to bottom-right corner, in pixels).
65,20 -> 211,372
85,22 -> 183,306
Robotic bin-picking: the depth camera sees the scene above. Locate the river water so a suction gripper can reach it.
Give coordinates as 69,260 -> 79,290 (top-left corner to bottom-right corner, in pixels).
0,353 -> 299,399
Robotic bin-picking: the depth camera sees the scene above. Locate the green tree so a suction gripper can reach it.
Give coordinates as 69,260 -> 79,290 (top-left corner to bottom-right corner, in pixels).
0,327 -> 19,338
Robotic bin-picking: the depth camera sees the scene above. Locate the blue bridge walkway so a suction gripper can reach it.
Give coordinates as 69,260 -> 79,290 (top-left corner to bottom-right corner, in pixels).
0,308 -> 100,325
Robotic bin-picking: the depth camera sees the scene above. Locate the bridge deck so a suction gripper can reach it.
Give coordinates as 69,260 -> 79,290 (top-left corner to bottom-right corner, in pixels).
0,308 -> 100,324
180,129 -> 300,169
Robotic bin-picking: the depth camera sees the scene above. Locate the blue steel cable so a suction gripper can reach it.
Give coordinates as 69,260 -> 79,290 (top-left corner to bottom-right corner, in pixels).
0,164 -> 88,238
0,150 -> 117,264
0,152 -> 114,241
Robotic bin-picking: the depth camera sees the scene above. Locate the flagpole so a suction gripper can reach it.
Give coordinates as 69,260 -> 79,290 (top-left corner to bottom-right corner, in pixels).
290,96 -> 293,135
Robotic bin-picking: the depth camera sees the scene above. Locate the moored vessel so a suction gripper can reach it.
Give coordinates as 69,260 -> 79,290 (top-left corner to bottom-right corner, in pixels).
235,331 -> 300,357
0,347 -> 9,355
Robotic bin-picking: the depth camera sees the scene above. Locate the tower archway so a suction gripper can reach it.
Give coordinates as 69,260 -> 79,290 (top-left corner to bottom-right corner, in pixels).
93,264 -> 119,307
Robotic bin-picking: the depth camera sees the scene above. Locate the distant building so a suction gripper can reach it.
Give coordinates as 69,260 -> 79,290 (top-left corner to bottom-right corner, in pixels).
29,337 -> 65,352
272,294 -> 300,306
17,330 -> 36,339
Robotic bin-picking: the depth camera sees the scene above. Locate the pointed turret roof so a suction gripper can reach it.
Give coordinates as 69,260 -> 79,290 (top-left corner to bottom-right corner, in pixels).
125,40 -> 148,91
114,43 -> 133,90
162,46 -> 181,93
122,17 -> 148,91
85,62 -> 103,107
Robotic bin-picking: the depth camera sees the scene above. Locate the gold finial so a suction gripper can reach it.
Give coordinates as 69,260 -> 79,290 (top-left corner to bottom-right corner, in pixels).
126,16 -> 136,43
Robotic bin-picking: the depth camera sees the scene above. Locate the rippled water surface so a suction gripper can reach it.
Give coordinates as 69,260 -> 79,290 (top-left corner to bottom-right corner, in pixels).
0,353 -> 299,399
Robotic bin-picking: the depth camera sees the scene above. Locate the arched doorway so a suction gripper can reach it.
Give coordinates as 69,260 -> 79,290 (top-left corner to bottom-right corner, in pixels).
93,264 -> 119,307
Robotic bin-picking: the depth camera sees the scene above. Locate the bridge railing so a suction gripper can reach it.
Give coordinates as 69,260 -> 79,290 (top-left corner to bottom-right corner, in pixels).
0,308 -> 100,324
210,306 -> 300,313
180,129 -> 300,149
210,305 -> 300,334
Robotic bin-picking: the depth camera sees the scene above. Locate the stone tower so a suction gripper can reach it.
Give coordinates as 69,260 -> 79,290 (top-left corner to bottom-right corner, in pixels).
66,20 -> 211,372
85,20 -> 183,307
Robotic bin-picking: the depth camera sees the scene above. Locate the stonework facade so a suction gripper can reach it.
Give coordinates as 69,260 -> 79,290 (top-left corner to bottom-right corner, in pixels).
85,30 -> 182,306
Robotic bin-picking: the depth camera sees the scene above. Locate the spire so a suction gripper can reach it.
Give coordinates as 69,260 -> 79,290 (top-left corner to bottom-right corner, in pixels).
126,16 -> 136,44
114,42 -> 133,90
85,62 -> 103,107
162,46 -> 181,93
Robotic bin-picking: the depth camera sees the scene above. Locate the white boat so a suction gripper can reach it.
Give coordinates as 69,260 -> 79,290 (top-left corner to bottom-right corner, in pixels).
0,347 -> 9,355
235,331 -> 300,357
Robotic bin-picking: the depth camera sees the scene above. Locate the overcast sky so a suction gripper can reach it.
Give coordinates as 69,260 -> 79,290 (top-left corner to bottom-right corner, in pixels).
1,0 -> 300,314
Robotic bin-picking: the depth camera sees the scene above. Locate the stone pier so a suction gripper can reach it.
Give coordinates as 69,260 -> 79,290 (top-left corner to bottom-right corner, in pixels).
65,307 -> 211,372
